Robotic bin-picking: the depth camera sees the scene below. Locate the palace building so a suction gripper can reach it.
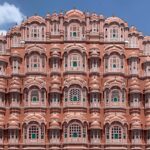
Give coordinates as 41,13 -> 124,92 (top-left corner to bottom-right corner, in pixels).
0,9 -> 149,150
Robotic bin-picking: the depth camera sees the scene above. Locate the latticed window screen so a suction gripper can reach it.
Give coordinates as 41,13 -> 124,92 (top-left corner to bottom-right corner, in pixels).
70,24 -> 80,38
111,90 -> 119,102
29,125 -> 39,139
69,123 -> 81,138
31,26 -> 40,38
70,54 -> 80,68
30,54 -> 41,71
111,126 -> 122,139
110,28 -> 119,40
31,89 -> 39,102
69,88 -> 81,101
110,55 -> 120,69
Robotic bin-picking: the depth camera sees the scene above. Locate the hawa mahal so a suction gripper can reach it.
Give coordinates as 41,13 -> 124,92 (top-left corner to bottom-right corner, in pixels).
0,9 -> 149,150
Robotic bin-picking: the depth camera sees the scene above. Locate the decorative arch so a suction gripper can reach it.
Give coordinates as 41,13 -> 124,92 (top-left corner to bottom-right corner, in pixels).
22,15 -> 46,26
104,45 -> 125,56
23,113 -> 46,125
104,113 -> 128,126
64,9 -> 85,23
24,76 -> 46,90
63,77 -> 87,89
63,44 -> 87,55
104,77 -> 126,90
25,45 -> 46,55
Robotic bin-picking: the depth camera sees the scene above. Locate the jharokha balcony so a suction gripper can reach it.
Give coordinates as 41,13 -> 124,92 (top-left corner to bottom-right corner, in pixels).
64,67 -> 87,74
63,101 -> 87,108
105,102 -> 126,109
106,139 -> 127,144
63,137 -> 87,144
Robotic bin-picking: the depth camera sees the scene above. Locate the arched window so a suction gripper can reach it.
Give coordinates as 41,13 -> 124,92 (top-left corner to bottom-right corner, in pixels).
29,125 -> 39,139
31,88 -> 39,102
69,123 -> 81,138
31,54 -> 40,70
111,125 -> 122,139
24,123 -> 45,143
111,90 -> 120,102
26,53 -> 46,72
64,85 -> 87,107
105,88 -> 125,107
110,27 -> 119,41
31,26 -> 40,39
70,54 -> 81,68
91,22 -> 99,33
64,121 -> 87,143
26,25 -> 45,41
106,123 -> 126,143
110,55 -> 120,70
69,87 -> 81,101
105,54 -> 124,73
51,22 -> 59,35
69,23 -> 81,40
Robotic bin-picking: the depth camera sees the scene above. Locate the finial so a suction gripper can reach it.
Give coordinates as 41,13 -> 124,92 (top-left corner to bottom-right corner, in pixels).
73,6 -> 76,10
112,13 -> 115,17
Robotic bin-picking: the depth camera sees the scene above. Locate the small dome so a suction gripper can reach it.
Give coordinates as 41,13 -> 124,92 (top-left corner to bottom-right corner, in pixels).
131,121 -> 142,130
51,50 -> 61,57
131,114 -> 142,130
11,50 -> 21,58
8,114 -> 20,129
129,78 -> 141,93
49,120 -> 61,129
89,77 -> 100,92
50,113 -> 60,120
128,51 -> 139,59
90,84 -> 100,91
9,78 -> 21,93
51,76 -> 61,84
90,120 -> 101,129
105,16 -> 126,25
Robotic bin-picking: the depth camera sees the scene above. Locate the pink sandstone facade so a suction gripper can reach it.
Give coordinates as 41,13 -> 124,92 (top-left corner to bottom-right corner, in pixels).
0,9 -> 150,150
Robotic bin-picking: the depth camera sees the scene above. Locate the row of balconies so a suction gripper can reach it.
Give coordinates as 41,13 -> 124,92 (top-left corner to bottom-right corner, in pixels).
1,68 -> 149,77
0,137 -> 147,145
0,101 -> 149,109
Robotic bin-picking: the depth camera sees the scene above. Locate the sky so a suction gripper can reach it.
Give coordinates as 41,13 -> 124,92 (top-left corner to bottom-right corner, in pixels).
0,0 -> 149,36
